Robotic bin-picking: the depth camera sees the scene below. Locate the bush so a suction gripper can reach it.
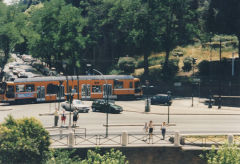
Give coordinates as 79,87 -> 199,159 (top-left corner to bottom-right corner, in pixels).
47,148 -> 128,164
201,144 -> 240,164
118,57 -> 136,74
135,58 -> 144,68
47,149 -> 81,164
160,59 -> 179,80
182,57 -> 193,72
81,148 -> 128,164
198,60 -> 210,76
0,115 -> 51,164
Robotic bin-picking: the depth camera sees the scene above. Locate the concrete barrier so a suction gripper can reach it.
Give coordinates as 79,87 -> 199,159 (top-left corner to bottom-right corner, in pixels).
122,131 -> 128,146
68,131 -> 75,147
228,134 -> 234,145
174,131 -> 180,147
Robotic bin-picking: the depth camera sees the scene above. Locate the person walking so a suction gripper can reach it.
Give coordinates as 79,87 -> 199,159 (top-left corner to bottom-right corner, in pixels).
73,109 -> 79,127
143,122 -> 148,141
161,121 -> 167,140
61,110 -> 66,126
53,109 -> 59,127
148,120 -> 154,143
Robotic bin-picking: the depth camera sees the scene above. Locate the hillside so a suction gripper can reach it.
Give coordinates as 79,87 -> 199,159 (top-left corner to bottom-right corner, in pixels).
134,42 -> 238,77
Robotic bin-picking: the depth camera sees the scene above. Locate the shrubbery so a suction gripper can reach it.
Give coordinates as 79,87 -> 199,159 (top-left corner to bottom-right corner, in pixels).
0,115 -> 51,164
182,56 -> 193,72
118,57 -> 136,74
47,148 -> 128,164
201,144 -> 240,164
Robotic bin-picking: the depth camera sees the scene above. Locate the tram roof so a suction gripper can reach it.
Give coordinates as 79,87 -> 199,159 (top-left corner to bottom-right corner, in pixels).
13,75 -> 135,83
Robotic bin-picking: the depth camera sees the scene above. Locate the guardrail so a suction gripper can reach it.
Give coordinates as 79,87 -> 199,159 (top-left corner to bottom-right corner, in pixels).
49,131 -> 240,148
180,133 -> 240,147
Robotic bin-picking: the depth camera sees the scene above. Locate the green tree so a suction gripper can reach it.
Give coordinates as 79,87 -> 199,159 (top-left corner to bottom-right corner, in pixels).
153,0 -> 198,77
207,0 -> 240,57
202,144 -> 240,164
27,0 -> 87,74
0,3 -> 24,81
118,57 -> 136,74
80,148 -> 128,164
0,115 -> 51,164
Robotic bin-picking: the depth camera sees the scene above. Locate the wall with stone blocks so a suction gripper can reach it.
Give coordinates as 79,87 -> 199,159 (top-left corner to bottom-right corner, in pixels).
62,146 -> 207,164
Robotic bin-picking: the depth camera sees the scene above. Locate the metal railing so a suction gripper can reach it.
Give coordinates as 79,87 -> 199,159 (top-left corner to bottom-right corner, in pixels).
50,134 -> 69,147
181,133 -> 240,147
74,134 -> 122,146
128,133 -> 172,145
49,131 -> 240,148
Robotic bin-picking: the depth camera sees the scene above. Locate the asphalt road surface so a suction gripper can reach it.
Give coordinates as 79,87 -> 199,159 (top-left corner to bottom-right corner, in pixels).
1,98 -> 240,135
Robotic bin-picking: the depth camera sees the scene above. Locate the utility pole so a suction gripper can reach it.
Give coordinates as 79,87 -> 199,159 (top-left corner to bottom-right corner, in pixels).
218,39 -> 222,109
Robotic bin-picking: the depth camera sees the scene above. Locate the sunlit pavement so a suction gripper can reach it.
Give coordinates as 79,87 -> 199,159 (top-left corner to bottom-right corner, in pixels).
1,98 -> 240,135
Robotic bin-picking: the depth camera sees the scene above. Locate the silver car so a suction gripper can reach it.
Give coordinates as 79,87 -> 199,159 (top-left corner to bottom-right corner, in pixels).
61,99 -> 90,113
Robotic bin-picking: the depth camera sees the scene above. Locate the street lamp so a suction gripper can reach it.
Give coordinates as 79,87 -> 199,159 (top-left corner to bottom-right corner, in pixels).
167,91 -> 171,124
218,39 -> 222,109
92,68 -> 109,137
145,80 -> 150,112
62,62 -> 72,128
192,58 -> 197,107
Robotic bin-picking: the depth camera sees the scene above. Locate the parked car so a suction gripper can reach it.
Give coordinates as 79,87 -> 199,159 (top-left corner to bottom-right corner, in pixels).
150,94 -> 172,105
92,99 -> 123,114
18,72 -> 28,78
61,99 -> 90,113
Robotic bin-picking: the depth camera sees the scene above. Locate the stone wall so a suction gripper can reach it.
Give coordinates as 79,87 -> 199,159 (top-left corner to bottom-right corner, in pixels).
63,146 -> 207,164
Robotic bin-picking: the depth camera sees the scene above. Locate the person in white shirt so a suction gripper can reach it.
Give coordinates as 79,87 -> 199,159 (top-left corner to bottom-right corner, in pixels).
161,121 -> 167,140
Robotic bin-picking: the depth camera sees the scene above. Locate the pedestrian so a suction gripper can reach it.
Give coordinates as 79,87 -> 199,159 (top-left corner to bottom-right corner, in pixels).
53,109 -> 59,127
73,109 -> 79,127
61,110 -> 66,126
148,120 -> 154,143
143,122 -> 148,141
161,121 -> 167,140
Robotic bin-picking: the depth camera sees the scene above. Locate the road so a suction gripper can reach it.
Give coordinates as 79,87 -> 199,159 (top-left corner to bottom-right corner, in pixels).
1,98 -> 240,135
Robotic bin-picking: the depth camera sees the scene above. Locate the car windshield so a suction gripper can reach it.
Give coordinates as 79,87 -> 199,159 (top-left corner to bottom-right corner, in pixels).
73,100 -> 83,104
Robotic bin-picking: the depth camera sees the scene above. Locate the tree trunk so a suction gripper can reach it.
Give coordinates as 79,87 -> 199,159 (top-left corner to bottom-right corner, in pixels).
143,52 -> 149,79
237,34 -> 240,58
162,48 -> 170,78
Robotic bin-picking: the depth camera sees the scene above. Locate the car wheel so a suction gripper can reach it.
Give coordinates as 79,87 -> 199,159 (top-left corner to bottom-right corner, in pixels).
92,107 -> 96,112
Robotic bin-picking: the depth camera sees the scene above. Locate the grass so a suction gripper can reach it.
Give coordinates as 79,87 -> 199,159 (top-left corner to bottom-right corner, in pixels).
134,43 -> 238,77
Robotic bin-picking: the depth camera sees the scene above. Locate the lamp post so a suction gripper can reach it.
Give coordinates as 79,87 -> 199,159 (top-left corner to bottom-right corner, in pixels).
167,91 -> 171,124
92,68 -> 109,137
145,80 -> 150,112
191,58 -> 197,107
62,62 -> 72,128
218,39 -> 222,109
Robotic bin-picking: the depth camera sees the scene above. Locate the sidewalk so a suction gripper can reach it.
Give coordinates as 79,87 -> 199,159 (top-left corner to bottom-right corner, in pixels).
120,97 -> 240,115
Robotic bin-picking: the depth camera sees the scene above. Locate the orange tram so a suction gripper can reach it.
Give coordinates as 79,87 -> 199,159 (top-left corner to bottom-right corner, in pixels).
0,75 -> 142,104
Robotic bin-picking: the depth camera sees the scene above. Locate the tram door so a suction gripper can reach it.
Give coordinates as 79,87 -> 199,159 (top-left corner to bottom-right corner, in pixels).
81,84 -> 91,99
57,85 -> 65,100
103,84 -> 112,99
37,86 -> 45,102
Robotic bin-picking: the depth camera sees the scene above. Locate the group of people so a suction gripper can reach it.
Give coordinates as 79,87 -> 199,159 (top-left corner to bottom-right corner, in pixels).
54,109 -> 79,127
143,120 -> 167,142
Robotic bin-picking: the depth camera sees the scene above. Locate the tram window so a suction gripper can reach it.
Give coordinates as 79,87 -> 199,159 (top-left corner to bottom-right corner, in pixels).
129,82 -> 133,88
114,81 -> 123,89
92,85 -> 102,93
26,84 -> 35,92
16,85 -> 25,92
47,84 -> 58,94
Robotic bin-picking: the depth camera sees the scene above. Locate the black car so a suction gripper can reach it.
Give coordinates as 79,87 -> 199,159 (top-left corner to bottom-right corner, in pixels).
92,99 -> 123,114
150,94 -> 172,105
